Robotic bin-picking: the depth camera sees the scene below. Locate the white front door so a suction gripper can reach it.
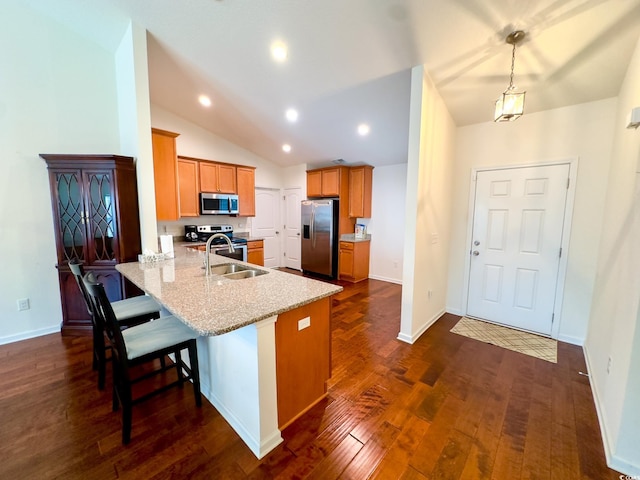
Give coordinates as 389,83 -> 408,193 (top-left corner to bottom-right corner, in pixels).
252,188 -> 281,268
467,164 -> 570,335
283,188 -> 302,270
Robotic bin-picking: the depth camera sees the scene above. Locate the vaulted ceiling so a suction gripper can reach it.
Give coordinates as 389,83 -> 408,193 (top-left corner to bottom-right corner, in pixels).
25,0 -> 640,168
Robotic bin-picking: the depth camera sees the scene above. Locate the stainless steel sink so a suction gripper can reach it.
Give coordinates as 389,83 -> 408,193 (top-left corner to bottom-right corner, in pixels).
223,269 -> 268,280
208,263 -> 251,275
206,263 -> 268,279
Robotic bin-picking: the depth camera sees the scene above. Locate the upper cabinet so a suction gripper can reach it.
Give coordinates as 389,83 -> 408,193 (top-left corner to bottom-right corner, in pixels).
151,128 -> 180,221
306,164 -> 374,223
306,167 -> 343,197
200,161 -> 237,194
348,166 -> 373,218
177,157 -> 199,217
306,166 -> 354,236
237,166 -> 256,217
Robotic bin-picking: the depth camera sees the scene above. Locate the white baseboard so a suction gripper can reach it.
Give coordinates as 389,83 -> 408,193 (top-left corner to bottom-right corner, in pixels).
0,325 -> 61,346
446,307 -> 464,316
583,344 -> 640,477
397,308 -> 446,344
199,381 -> 283,459
556,333 -> 584,346
368,274 -> 402,285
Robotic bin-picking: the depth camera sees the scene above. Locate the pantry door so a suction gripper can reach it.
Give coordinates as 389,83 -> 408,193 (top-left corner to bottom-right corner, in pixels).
252,188 -> 281,268
467,164 -> 570,335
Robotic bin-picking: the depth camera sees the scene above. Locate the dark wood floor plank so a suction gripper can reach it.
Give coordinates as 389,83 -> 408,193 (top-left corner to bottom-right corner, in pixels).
0,277 -> 621,479
371,414 -> 431,479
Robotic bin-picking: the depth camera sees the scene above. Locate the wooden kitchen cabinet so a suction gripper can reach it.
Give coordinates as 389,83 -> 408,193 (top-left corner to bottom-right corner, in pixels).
199,161 -> 237,194
306,170 -> 323,197
275,297 -> 331,429
177,157 -> 199,217
306,167 -> 343,197
349,165 -> 373,218
237,166 -> 256,217
41,154 -> 143,335
247,239 -> 264,266
151,128 -> 180,221
338,240 -> 370,283
306,166 -> 354,237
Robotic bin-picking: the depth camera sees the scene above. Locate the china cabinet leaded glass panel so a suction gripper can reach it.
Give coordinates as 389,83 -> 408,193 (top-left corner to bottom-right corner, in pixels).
55,171 -> 86,262
85,171 -> 116,262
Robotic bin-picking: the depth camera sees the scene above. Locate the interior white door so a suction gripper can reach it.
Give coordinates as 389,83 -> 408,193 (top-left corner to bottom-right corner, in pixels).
467,164 -> 570,335
252,188 -> 281,268
283,188 -> 302,270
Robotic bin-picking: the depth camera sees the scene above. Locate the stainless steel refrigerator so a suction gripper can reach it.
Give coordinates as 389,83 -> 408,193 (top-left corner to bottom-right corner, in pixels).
301,199 -> 339,278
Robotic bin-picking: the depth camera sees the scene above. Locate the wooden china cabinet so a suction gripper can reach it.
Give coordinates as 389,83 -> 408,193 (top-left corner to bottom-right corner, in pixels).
41,154 -> 143,335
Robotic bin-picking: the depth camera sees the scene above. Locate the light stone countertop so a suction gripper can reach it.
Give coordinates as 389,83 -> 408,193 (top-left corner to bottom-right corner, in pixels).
116,245 -> 342,336
340,234 -> 372,243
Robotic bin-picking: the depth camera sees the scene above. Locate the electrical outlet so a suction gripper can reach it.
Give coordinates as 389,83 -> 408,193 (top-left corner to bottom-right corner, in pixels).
428,290 -> 433,299
17,298 -> 30,311
607,356 -> 612,374
298,317 -> 311,331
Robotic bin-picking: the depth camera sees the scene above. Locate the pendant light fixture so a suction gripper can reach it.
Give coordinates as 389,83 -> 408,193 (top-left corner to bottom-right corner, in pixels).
494,30 -> 526,122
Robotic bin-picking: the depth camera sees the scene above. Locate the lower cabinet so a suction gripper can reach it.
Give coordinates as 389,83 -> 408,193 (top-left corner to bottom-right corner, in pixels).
338,240 -> 370,283
275,297 -> 331,429
247,240 -> 264,266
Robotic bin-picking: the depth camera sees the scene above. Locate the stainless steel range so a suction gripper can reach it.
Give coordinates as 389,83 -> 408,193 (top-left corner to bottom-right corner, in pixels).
184,224 -> 248,261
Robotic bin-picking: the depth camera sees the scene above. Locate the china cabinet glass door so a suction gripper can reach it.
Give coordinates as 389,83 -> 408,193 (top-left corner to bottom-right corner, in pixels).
84,170 -> 117,264
54,170 -> 86,263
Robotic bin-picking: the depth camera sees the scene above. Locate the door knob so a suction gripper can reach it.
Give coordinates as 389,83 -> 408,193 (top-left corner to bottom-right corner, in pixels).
472,250 -> 480,256
276,231 -> 280,234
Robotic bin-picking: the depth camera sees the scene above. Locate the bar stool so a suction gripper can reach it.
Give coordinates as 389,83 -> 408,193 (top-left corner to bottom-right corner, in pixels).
68,260 -> 161,390
83,272 -> 201,444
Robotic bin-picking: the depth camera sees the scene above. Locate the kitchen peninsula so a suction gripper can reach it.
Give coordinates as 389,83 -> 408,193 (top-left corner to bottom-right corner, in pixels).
116,245 -> 342,458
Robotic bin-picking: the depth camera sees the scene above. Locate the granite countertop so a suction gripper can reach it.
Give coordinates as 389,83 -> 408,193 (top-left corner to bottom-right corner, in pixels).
116,245 -> 342,337
340,234 -> 372,243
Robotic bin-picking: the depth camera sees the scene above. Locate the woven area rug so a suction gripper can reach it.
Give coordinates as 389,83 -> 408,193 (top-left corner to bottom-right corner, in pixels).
451,317 -> 557,363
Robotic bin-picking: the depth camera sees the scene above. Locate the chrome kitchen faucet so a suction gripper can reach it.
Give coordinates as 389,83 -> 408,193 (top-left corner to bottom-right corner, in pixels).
204,233 -> 236,275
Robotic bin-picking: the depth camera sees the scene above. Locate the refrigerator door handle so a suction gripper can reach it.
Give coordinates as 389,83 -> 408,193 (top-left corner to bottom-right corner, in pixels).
310,207 -> 316,249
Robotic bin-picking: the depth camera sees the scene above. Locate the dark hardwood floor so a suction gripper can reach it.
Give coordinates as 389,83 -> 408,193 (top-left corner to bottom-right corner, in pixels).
0,275 -> 619,479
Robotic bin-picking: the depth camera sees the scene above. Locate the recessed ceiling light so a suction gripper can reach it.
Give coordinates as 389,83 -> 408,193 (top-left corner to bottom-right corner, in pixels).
198,95 -> 212,107
282,144 -> 292,153
357,123 -> 370,136
285,108 -> 299,122
271,42 -> 288,62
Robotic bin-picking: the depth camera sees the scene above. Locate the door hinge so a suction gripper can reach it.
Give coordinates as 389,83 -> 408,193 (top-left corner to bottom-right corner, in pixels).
566,178 -> 570,189
559,247 -> 562,258
552,313 -> 555,324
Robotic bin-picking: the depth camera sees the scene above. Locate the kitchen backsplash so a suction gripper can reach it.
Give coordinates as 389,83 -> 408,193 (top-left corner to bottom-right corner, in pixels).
158,216 -> 252,240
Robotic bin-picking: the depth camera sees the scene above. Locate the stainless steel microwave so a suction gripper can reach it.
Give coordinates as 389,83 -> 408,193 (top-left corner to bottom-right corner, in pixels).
200,193 -> 239,215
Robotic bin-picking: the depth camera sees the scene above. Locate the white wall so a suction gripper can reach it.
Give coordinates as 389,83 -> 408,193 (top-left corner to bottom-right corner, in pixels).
399,66 -> 457,343
151,105 -> 284,189
584,36 -> 640,475
0,4 -> 122,343
367,164 -> 407,284
116,22 -> 157,252
448,98 -> 617,344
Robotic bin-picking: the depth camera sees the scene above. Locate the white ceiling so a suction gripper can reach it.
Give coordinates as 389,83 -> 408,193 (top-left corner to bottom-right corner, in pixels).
26,0 -> 640,168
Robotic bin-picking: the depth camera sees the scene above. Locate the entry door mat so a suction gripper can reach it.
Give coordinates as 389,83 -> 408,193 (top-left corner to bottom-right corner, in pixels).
451,317 -> 557,363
